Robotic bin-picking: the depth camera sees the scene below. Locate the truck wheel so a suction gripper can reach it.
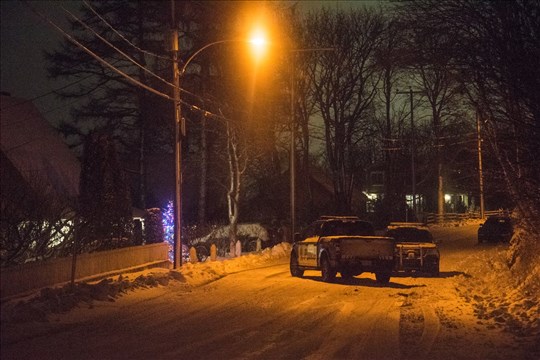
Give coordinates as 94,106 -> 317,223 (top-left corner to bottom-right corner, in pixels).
321,256 -> 336,282
290,252 -> 304,277
340,270 -> 354,282
375,271 -> 391,284
426,261 -> 440,277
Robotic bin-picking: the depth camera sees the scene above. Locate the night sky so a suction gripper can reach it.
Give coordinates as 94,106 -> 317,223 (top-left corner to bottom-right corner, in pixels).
0,0 -> 380,127
1,1 -> 83,126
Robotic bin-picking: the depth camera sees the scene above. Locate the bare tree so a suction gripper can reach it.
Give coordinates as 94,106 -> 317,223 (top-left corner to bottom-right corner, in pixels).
398,0 -> 540,277
372,14 -> 411,221
224,118 -> 247,255
397,2 -> 468,216
1,171 -> 75,266
302,8 -> 385,213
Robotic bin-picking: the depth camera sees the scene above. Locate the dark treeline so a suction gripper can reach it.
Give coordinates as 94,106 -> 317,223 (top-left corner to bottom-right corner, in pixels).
41,0 -> 540,234
2,0 -> 538,265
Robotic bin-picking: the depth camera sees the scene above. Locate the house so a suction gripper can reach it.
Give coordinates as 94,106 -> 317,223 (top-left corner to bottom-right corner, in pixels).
0,94 -> 80,209
1,93 -> 147,217
364,162 -> 473,214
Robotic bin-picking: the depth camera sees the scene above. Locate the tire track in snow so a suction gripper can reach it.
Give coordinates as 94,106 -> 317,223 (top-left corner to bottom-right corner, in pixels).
405,303 -> 440,360
301,296 -> 400,360
347,297 -> 401,360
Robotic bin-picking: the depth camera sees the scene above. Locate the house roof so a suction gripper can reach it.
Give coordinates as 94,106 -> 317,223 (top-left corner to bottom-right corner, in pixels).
0,95 -> 80,198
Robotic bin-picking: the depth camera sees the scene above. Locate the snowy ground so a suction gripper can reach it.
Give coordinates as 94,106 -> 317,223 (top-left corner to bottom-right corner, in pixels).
0,243 -> 293,323
1,224 -> 539,359
430,221 -> 540,337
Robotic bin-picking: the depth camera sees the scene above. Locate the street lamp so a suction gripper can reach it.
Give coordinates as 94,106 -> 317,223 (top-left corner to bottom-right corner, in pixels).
170,18 -> 268,269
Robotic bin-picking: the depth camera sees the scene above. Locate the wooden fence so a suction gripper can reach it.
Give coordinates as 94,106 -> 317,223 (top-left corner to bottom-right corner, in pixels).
1,243 -> 170,299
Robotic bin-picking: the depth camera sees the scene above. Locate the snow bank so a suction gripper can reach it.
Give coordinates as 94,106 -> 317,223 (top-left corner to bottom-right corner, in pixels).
455,230 -> 540,337
429,218 -> 485,228
180,242 -> 291,286
0,243 -> 291,323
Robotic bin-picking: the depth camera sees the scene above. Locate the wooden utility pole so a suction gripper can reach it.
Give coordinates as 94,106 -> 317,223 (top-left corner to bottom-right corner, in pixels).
290,52 -> 296,240
397,87 -> 424,215
477,112 -> 485,219
171,0 -> 182,269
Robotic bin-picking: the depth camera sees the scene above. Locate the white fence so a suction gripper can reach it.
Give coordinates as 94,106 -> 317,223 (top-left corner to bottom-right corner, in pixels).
422,209 -> 511,224
1,243 -> 170,299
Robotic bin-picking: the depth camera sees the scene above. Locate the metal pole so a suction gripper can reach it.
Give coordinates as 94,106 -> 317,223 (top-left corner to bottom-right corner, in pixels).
477,112 -> 485,219
290,52 -> 296,240
409,87 -> 417,215
171,1 -> 182,269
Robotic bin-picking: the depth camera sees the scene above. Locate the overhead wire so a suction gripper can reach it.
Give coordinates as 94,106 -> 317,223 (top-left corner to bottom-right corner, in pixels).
0,73 -> 96,111
82,0 -> 171,62
23,1 -> 232,123
76,1 -> 230,109
28,3 -> 172,100
60,6 -> 178,95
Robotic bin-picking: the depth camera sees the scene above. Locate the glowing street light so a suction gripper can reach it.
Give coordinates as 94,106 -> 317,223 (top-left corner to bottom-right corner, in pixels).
248,27 -> 268,61
170,13 -> 268,269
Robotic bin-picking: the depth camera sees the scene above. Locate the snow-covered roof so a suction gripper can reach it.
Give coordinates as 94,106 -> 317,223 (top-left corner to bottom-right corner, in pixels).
0,95 -> 80,199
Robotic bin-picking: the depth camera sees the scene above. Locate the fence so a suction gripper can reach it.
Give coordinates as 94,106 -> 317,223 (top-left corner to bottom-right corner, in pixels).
0,243 -> 170,299
422,209 -> 511,224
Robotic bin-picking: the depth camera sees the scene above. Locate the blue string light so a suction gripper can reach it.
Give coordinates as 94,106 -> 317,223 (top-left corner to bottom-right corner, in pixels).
162,200 -> 175,262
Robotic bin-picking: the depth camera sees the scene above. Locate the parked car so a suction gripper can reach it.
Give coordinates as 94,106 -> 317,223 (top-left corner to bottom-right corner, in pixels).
478,216 -> 513,243
385,222 -> 440,276
290,216 -> 395,283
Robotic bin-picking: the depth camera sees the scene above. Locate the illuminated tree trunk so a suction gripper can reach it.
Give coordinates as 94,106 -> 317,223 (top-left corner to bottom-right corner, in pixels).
226,121 -> 246,256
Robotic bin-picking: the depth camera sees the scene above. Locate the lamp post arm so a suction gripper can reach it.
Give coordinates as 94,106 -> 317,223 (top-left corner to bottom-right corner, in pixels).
181,39 -> 242,76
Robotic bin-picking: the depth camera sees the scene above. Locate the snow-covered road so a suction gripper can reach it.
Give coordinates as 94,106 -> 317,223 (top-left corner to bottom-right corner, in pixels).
1,224 -> 538,359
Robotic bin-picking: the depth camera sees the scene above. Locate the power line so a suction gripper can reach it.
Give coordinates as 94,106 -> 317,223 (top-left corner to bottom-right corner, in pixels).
77,1 -> 226,108
27,3 -> 172,100
82,0 -> 171,62
61,5 -> 176,93
25,2 -> 232,123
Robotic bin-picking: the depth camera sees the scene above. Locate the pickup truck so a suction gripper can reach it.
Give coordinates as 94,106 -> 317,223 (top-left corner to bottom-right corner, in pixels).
385,222 -> 440,276
289,216 -> 395,283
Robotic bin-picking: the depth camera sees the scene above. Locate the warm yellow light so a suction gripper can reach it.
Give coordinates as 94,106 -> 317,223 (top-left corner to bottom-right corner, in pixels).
249,27 -> 268,61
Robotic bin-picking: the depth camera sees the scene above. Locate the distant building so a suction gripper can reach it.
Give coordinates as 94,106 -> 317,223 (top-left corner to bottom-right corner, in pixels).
364,162 -> 472,214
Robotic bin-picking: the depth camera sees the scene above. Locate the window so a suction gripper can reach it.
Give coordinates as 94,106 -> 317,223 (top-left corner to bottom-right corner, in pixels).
370,171 -> 384,186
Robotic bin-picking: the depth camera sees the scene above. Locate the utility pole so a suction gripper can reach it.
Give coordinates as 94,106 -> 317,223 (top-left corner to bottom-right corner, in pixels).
290,52 -> 296,241
397,87 -> 423,215
477,112 -> 485,219
171,0 -> 182,269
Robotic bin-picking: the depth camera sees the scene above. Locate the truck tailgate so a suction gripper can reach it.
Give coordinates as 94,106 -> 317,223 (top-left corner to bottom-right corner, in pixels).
336,236 -> 394,258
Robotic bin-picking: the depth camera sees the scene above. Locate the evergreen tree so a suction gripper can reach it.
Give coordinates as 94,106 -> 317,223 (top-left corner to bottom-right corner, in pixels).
144,207 -> 164,245
79,132 -> 133,251
46,0 -> 173,209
